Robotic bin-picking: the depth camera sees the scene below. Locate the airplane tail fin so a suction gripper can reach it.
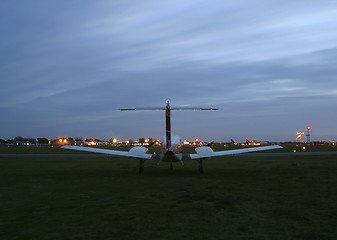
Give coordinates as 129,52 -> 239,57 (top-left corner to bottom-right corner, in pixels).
120,101 -> 219,151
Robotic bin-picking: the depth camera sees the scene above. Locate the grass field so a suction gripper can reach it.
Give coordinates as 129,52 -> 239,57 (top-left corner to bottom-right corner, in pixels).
1,153 -> 337,240
1,144 -> 336,154
0,145 -> 84,154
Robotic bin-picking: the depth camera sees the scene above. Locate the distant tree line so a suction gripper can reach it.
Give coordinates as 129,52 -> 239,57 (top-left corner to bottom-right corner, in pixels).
0,136 -> 50,145
0,136 -> 156,145
0,136 -> 109,145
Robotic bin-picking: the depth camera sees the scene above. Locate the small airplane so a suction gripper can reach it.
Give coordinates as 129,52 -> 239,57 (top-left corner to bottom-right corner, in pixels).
62,101 -> 282,173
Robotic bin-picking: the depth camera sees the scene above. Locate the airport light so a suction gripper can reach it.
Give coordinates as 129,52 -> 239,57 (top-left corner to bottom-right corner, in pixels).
58,138 -> 68,145
296,132 -> 304,144
306,126 -> 311,143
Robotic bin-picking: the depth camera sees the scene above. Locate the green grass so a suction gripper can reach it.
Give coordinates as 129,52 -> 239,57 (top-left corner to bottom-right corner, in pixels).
210,144 -> 337,153
1,155 -> 337,239
0,145 -> 85,154
1,144 -> 336,154
85,144 -> 337,153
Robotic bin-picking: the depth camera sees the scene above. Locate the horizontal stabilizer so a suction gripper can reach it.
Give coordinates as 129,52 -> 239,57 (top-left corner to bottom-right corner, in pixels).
171,106 -> 219,110
120,107 -> 166,111
120,106 -> 219,111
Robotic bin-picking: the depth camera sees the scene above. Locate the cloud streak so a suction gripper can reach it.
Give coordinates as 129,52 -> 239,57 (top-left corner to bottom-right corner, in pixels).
1,0 -> 337,141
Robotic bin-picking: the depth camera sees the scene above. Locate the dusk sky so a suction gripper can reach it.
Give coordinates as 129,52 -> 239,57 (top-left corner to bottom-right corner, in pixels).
1,0 -> 337,142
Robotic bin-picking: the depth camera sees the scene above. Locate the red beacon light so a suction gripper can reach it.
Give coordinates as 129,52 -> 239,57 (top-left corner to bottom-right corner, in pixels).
307,126 -> 311,130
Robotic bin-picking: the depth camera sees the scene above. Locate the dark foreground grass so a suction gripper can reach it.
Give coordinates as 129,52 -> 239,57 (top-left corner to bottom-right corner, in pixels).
1,155 -> 337,240
0,146 -> 85,154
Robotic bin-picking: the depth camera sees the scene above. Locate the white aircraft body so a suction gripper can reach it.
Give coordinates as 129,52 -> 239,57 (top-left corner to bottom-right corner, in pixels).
62,101 -> 282,173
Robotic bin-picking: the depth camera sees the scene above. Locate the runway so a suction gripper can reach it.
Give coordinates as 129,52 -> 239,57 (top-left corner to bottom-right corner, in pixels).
1,152 -> 337,158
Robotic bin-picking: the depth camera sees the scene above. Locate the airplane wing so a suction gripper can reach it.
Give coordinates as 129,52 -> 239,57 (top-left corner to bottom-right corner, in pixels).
61,145 -> 153,159
189,145 -> 283,159
62,144 -> 282,160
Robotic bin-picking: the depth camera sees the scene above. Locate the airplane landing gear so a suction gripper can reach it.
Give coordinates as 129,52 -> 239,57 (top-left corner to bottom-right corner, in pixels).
199,159 -> 203,173
139,159 -> 143,174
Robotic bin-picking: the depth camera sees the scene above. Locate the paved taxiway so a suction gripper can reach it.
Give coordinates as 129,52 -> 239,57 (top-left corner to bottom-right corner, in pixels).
1,152 -> 337,158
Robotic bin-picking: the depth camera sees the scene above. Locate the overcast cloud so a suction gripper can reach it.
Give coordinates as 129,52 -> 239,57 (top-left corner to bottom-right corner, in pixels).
1,0 -> 337,142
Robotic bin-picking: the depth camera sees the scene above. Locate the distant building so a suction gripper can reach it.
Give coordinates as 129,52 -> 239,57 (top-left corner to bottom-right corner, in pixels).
50,138 -> 75,146
74,141 -> 85,146
13,137 -> 37,145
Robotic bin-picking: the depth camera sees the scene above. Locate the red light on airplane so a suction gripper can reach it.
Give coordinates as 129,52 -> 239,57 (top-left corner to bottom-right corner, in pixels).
307,126 -> 311,130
